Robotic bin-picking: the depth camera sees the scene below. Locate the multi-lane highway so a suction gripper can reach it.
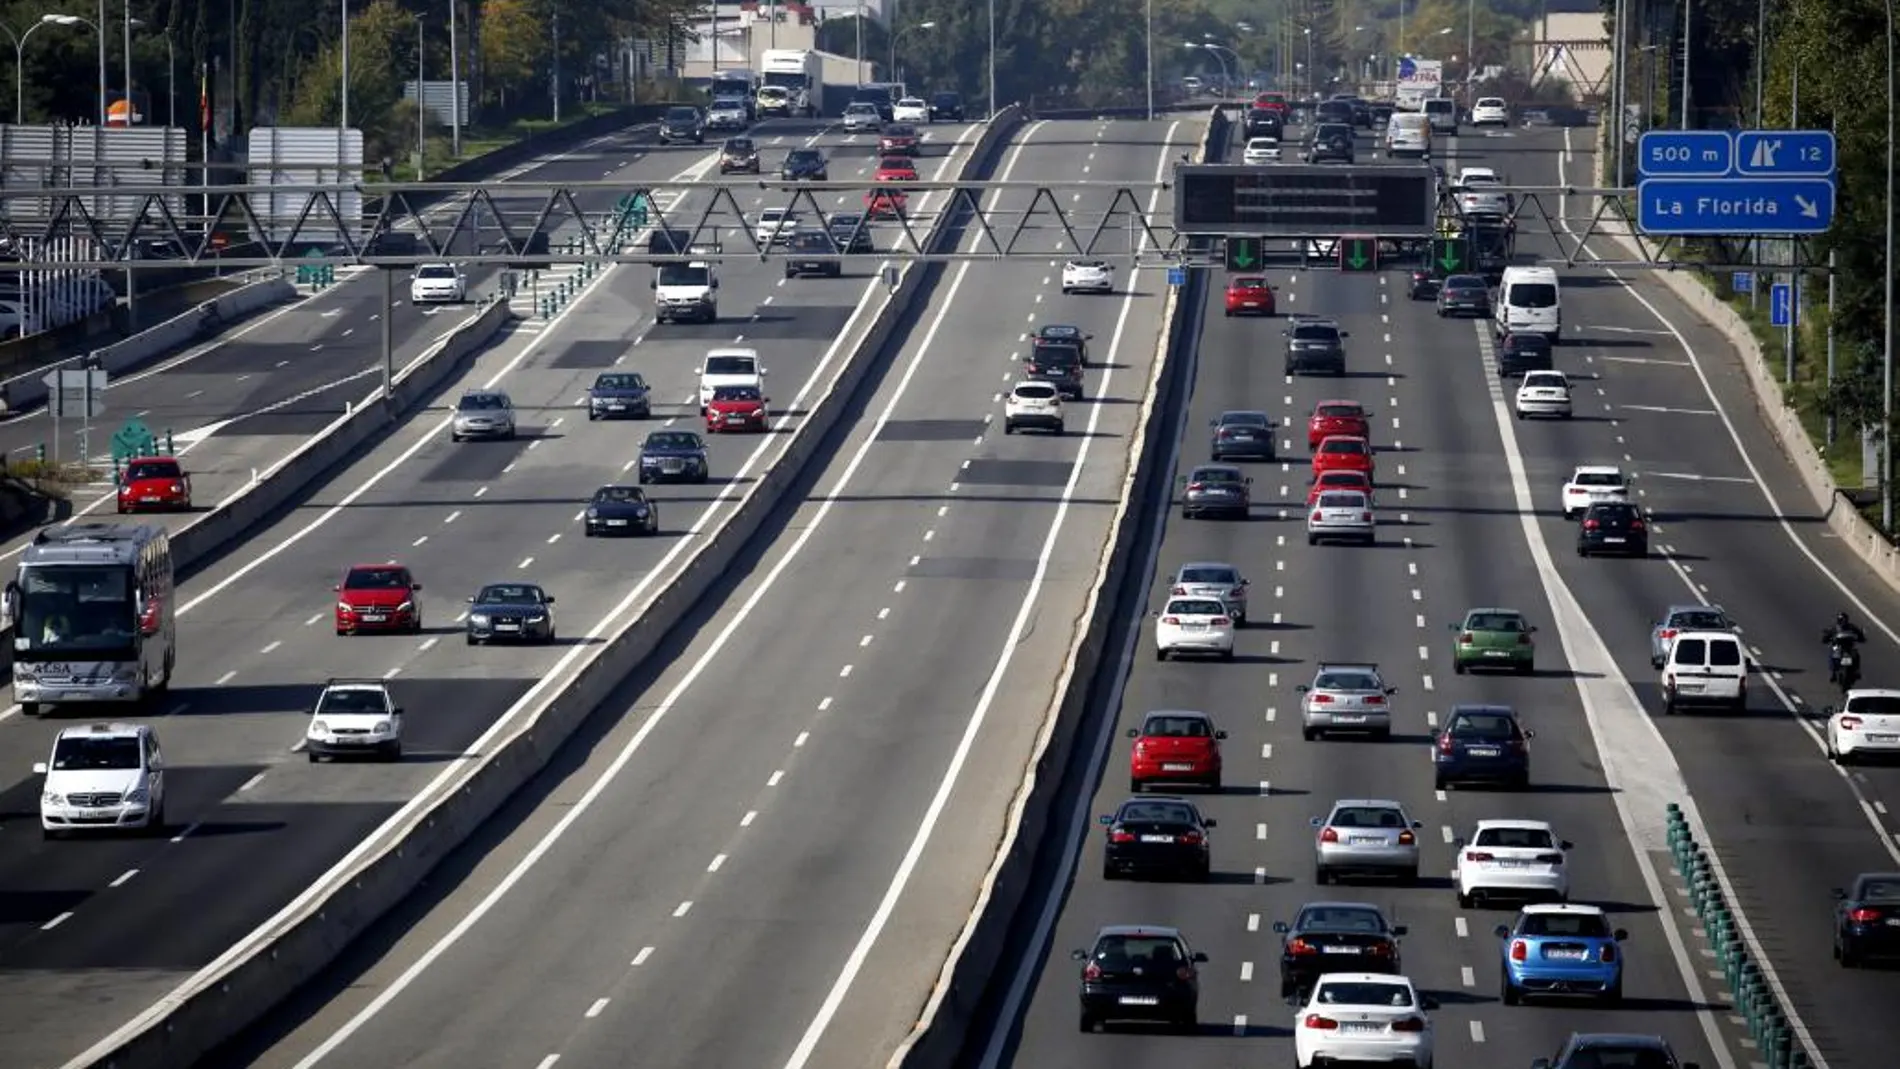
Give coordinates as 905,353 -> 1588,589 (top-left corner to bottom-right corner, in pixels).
189,116 -> 1192,1069
975,122 -> 1753,1069
0,115 -> 991,1068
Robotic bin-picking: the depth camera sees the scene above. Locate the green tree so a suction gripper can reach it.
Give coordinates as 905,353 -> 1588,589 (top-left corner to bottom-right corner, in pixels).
481,0 -> 546,105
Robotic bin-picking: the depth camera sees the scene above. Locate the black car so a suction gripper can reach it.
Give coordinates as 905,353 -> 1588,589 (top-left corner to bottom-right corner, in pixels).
826,212 -> 875,254
1369,103 -> 1394,127
1832,872 -> 1900,966
1437,274 -> 1492,317
1497,331 -> 1554,377
1315,99 -> 1355,126
1306,122 -> 1356,163
1272,901 -> 1406,997
718,137 -> 759,174
1577,501 -> 1648,557
1532,1034 -> 1700,1069
1035,323 -> 1091,364
1072,925 -> 1206,1032
780,148 -> 829,181
1209,410 -> 1277,461
648,228 -> 693,255
928,91 -> 964,122
1243,107 -> 1284,139
465,582 -> 557,644
636,430 -> 709,485
1283,317 -> 1348,375
1407,268 -> 1440,300
1431,704 -> 1533,791
784,230 -> 843,278
586,371 -> 652,420
1024,339 -> 1085,398
584,484 -> 661,537
658,105 -> 703,144
1098,796 -> 1215,881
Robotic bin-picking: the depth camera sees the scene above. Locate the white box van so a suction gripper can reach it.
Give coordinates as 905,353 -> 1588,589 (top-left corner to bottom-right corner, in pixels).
1386,113 -> 1431,158
1424,97 -> 1458,133
1493,265 -> 1562,343
1661,630 -> 1748,713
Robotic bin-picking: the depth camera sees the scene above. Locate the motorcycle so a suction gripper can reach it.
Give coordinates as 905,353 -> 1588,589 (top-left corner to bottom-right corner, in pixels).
1830,638 -> 1862,693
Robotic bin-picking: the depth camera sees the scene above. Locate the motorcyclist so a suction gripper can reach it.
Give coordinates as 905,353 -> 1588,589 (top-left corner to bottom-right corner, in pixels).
1823,612 -> 1867,682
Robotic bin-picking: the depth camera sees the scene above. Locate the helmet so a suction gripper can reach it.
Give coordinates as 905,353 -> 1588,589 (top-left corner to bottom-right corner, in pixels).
1837,612 -> 1852,628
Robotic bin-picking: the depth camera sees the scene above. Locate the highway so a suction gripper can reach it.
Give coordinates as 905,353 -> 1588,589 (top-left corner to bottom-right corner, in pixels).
192,117 -> 1191,1069
0,115 -> 989,1068
977,123 -> 1743,1069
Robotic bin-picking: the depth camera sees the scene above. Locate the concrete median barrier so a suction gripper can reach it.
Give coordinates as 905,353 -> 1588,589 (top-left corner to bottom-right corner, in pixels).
61,105 -> 1028,1069
884,105 -> 1225,1069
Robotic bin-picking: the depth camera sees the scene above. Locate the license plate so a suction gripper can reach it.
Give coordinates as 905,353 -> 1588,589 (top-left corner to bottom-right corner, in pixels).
1545,948 -> 1587,960
1139,834 -> 1174,843
495,622 -> 520,631
1162,763 -> 1195,772
1468,746 -> 1500,757
1118,995 -> 1158,1006
1496,860 -> 1532,869
1183,623 -> 1207,632
663,461 -> 683,472
1884,918 -> 1900,927
606,519 -> 628,526
360,614 -> 387,622
1350,836 -> 1384,845
1868,733 -> 1898,743
1341,1022 -> 1382,1034
1484,650 -> 1508,657
1320,945 -> 1361,954
1335,714 -> 1367,723
1603,536 -> 1626,544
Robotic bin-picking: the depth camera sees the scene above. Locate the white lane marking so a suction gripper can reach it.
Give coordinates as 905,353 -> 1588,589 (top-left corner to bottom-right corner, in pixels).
672,901 -> 693,918
632,946 -> 654,966
42,911 -> 73,931
535,1056 -> 560,1069
1469,1020 -> 1485,1043
1247,913 -> 1260,932
108,868 -> 140,887
740,810 -> 757,827
1460,965 -> 1475,987
214,670 -> 236,686
794,731 -> 810,748
1239,961 -> 1254,982
1454,916 -> 1468,938
260,640 -> 281,655
708,854 -> 728,872
767,770 -> 785,787
585,998 -> 609,1018
303,613 -> 323,626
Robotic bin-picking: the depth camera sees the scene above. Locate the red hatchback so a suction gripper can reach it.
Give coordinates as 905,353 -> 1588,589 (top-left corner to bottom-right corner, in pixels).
875,156 -> 918,182
1307,399 -> 1371,451
334,563 -> 423,635
1128,709 -> 1226,792
865,186 -> 908,219
1307,469 -> 1374,507
704,385 -> 769,433
1312,435 -> 1375,482
1225,276 -> 1277,316
116,455 -> 191,513
1254,92 -> 1289,114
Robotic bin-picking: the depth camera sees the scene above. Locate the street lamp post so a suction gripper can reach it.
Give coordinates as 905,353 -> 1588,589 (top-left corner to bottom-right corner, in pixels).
1,18 -> 64,124
1185,42 -> 1232,96
888,20 -> 934,85
1144,0 -> 1153,119
1303,27 -> 1313,98
1883,0 -> 1895,530
44,10 -> 105,124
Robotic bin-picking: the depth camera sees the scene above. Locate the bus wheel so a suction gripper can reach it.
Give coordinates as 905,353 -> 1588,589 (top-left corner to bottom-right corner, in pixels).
19,702 -> 38,717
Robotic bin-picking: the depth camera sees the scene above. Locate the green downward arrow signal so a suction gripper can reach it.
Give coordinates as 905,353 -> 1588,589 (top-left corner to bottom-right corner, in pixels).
1234,244 -> 1258,268
1438,244 -> 1462,270
1346,244 -> 1371,270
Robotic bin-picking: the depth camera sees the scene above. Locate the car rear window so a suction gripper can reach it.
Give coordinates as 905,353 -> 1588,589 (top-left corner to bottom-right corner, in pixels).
1317,404 -> 1362,418
1450,713 -> 1517,738
1468,613 -> 1526,632
1670,610 -> 1728,630
1166,599 -> 1226,617
1233,278 -> 1268,290
1091,935 -> 1183,964
1518,912 -> 1610,938
1524,372 -> 1567,388
1179,566 -> 1237,584
1330,806 -> 1406,828
1707,638 -> 1742,666
1575,472 -> 1622,486
126,460 -> 181,479
1193,468 -> 1242,483
1507,282 -> 1558,308
1318,492 -> 1366,509
1015,384 -> 1057,399
1845,695 -> 1900,716
1315,670 -> 1378,690
1119,801 -> 1197,824
1473,826 -> 1553,849
1142,714 -> 1212,737
1296,906 -> 1385,931
1292,325 -> 1339,341
1313,980 -> 1414,1007
1673,638 -> 1707,663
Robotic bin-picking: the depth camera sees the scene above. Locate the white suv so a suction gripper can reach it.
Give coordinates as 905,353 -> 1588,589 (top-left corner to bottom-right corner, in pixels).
306,678 -> 405,761
1452,819 -> 1572,907
1004,381 -> 1065,434
34,722 -> 167,838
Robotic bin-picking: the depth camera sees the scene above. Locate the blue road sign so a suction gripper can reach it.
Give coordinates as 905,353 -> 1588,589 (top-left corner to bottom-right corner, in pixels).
1732,270 -> 1754,295
1637,177 -> 1835,235
1637,130 -> 1734,177
1771,282 -> 1794,327
1735,130 -> 1836,177
1167,265 -> 1187,287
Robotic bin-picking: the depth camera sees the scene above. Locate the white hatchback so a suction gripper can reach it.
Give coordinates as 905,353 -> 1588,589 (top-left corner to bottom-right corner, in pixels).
1453,819 -> 1572,907
1514,370 -> 1572,419
1560,464 -> 1630,518
410,263 -> 467,303
755,208 -> 800,246
892,97 -> 929,123
1826,689 -> 1900,763
1243,136 -> 1282,164
1003,381 -> 1065,434
1307,488 -> 1375,545
1154,596 -> 1235,661
1292,973 -> 1437,1069
306,678 -> 405,762
1061,259 -> 1114,294
1471,97 -> 1510,126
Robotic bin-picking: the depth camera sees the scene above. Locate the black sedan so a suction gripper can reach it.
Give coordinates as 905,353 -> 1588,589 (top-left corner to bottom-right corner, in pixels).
718,137 -> 760,174
465,582 -> 556,644
780,148 -> 828,181
1099,796 -> 1215,881
928,91 -> 964,122
586,371 -> 652,420
1436,273 -> 1492,317
1272,901 -> 1406,997
1497,332 -> 1554,377
783,231 -> 843,278
825,212 -> 875,254
637,430 -> 710,485
1833,872 -> 1900,966
1209,410 -> 1277,461
1577,501 -> 1648,557
584,484 -> 661,536
1431,703 -> 1533,790
1533,1033 -> 1701,1069
1072,924 -> 1206,1033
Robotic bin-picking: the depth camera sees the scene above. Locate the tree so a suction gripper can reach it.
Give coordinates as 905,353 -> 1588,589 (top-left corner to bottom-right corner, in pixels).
481,0 -> 546,107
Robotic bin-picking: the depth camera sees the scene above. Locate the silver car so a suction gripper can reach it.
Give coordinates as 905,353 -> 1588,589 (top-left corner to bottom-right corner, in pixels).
1168,561 -> 1250,625
450,390 -> 517,441
1650,604 -> 1735,668
1297,663 -> 1398,740
1313,798 -> 1424,884
1306,488 -> 1375,545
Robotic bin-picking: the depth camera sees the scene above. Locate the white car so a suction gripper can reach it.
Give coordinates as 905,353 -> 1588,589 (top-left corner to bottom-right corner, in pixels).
892,96 -> 929,123
1453,819 -> 1573,907
1292,973 -> 1437,1069
1560,465 -> 1631,518
1154,595 -> 1235,661
306,678 -> 405,762
410,263 -> 467,303
1306,488 -> 1375,545
1514,370 -> 1572,419
1470,97 -> 1510,126
755,208 -> 800,246
1826,688 -> 1900,763
705,102 -> 748,130
1243,136 -> 1282,164
1003,381 -> 1065,434
1455,166 -> 1500,189
34,722 -> 167,837
842,102 -> 883,131
1061,258 -> 1113,294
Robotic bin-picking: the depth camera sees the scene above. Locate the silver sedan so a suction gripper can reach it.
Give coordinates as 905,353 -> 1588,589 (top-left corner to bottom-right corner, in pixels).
450,389 -> 518,441
1168,561 -> 1250,624
1649,604 -> 1734,667
1298,663 -> 1398,740
1313,798 -> 1424,884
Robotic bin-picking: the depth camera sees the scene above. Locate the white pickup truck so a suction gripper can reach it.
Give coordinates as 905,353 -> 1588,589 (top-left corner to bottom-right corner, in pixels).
698,347 -> 768,411
653,256 -> 719,324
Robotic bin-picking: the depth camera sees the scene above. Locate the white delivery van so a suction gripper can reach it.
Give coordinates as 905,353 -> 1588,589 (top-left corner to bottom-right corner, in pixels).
1386,113 -> 1431,158
1661,630 -> 1748,713
1424,97 -> 1458,133
1493,265 -> 1562,343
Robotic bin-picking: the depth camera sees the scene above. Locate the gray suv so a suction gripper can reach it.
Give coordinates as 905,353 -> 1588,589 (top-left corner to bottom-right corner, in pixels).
450,390 -> 517,441
1305,123 -> 1356,163
1283,317 -> 1349,375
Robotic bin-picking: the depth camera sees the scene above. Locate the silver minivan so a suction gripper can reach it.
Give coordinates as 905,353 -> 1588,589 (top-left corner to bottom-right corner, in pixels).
1424,97 -> 1458,134
1661,630 -> 1748,713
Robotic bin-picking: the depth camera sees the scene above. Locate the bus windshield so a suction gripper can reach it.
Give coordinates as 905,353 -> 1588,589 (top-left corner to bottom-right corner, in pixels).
15,564 -> 137,657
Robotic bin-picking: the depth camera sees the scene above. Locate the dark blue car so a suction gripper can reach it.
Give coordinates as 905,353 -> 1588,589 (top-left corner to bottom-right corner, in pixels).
587,371 -> 651,420
637,430 -> 709,485
1431,704 -> 1533,790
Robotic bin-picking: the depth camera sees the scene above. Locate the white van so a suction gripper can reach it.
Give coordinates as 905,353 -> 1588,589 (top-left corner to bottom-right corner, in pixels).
1386,113 -> 1431,158
1661,630 -> 1748,713
1424,97 -> 1458,133
1493,266 -> 1562,343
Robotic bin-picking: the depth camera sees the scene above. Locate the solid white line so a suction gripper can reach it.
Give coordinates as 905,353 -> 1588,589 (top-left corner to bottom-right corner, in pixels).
109,868 -> 139,888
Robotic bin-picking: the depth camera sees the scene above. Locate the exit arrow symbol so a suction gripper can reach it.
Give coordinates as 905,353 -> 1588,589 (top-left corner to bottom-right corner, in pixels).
1346,246 -> 1371,270
1794,195 -> 1819,219
1233,244 -> 1258,268
1437,245 -> 1461,270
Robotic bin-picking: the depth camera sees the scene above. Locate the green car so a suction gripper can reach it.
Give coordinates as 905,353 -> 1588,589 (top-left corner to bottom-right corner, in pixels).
1450,608 -> 1538,674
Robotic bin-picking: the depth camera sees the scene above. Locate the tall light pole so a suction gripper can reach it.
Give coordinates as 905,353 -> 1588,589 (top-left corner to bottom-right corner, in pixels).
1197,40 -> 1242,96
1185,42 -> 1232,95
1144,0 -> 1153,119
1882,0 -> 1895,530
449,0 -> 460,156
44,11 -> 105,124
1680,0 -> 1691,127
416,14 -> 425,178
340,0 -> 350,127
987,0 -> 995,119
1303,26 -> 1313,98
888,20 -> 933,85
2,18 -> 64,124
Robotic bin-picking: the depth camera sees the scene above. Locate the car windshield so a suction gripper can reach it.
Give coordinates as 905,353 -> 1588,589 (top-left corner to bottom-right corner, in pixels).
829,214 -> 862,229
790,150 -> 820,164
1508,282 -> 1558,308
416,264 -> 457,279
1574,472 -> 1623,487
1467,613 -> 1526,632
50,734 -> 141,770
1295,906 -> 1387,932
879,157 -> 912,171
125,459 -> 182,480
458,393 -> 506,411
712,386 -> 762,402
594,374 -> 645,391
316,688 -> 388,715
594,486 -> 646,504
1668,609 -> 1729,630
704,356 -> 756,375
345,568 -> 410,590
724,139 -> 754,152
1474,826 -> 1553,849
1318,492 -> 1366,509
1450,712 -> 1518,738
846,104 -> 876,114
1331,805 -> 1407,829
1247,137 -> 1279,148
1315,670 -> 1379,691
1321,439 -> 1366,455
761,209 -> 789,221
665,107 -> 697,122
658,264 -> 711,286
1518,912 -> 1611,938
1015,384 -> 1057,399
1179,566 -> 1237,584
1292,325 -> 1339,341
645,432 -> 700,451
1568,1048 -> 1679,1069
1118,801 -> 1198,824
1314,980 -> 1414,1007
1166,599 -> 1226,617
476,584 -> 543,605
1317,404 -> 1363,418
1041,325 -> 1081,338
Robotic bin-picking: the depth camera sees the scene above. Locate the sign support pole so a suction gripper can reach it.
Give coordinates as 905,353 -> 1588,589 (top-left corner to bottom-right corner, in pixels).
382,268 -> 395,404
80,367 -> 93,467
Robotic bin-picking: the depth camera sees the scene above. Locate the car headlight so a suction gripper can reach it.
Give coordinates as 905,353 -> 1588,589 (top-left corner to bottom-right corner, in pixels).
124,787 -> 149,804
525,614 -> 547,623
312,719 -> 329,734
469,613 -> 490,626
372,720 -> 391,734
397,600 -> 414,613
338,601 -> 354,613
587,507 -> 600,518
43,792 -> 64,805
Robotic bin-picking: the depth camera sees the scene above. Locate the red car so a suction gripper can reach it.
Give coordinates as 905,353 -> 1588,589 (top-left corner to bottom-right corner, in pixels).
874,156 -> 918,182
334,563 -> 423,635
1254,92 -> 1288,114
1307,469 -> 1374,507
116,455 -> 192,513
1127,709 -> 1226,792
877,127 -> 920,155
864,186 -> 909,219
1312,435 -> 1375,482
1224,276 -> 1277,316
1307,399 -> 1371,451
704,385 -> 769,433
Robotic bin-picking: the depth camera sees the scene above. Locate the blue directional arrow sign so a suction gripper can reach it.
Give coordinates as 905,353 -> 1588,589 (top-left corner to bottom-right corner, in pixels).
1735,130 -> 1836,177
1637,130 -> 1734,177
1636,177 -> 1835,236
1771,282 -> 1794,327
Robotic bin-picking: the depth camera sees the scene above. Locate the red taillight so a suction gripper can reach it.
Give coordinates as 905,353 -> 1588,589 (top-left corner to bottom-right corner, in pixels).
1310,693 -> 1335,704
1630,519 -> 1646,530
1211,617 -> 1231,626
1287,938 -> 1318,956
1583,519 -> 1600,529
1171,585 -> 1186,595
1599,944 -> 1618,963
1660,628 -> 1678,640
1312,511 -> 1325,522
1510,940 -> 1528,962
1390,1016 -> 1427,1033
1188,482 -> 1205,492
1162,616 -> 1180,625
1397,830 -> 1416,845
1466,851 -> 1494,862
1842,715 -> 1865,729
1180,831 -> 1205,845
1109,830 -> 1136,843
1304,1014 -> 1339,1030
1536,852 -> 1565,864
1519,633 -> 1534,645
1319,827 -> 1340,843
1437,734 -> 1454,754
1083,962 -> 1102,980
1366,941 -> 1393,956
1849,907 -> 1883,923
1364,695 -> 1385,705
1361,512 -> 1373,522
1218,428 -> 1234,439
1176,966 -> 1195,981
1459,632 -> 1474,644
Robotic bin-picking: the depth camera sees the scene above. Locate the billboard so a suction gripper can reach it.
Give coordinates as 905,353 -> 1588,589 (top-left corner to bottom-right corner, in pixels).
1397,57 -> 1443,87
0,125 -> 189,231
245,126 -> 364,245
